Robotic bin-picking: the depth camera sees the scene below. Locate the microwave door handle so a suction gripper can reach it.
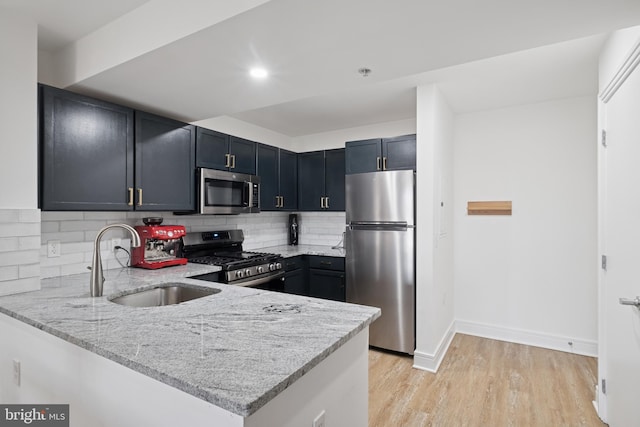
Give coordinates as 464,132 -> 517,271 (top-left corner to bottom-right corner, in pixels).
244,181 -> 251,207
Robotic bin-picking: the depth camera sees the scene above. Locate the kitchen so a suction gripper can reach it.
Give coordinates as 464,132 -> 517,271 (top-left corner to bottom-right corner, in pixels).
1,0 -> 640,426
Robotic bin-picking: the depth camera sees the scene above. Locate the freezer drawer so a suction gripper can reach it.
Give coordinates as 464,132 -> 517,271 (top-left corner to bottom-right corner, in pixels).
345,226 -> 415,354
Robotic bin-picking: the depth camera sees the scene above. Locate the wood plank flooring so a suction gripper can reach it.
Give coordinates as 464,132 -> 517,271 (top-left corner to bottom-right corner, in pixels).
369,334 -> 604,427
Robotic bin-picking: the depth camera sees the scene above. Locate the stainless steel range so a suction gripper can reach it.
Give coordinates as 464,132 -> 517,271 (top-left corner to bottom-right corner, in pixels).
180,229 -> 284,290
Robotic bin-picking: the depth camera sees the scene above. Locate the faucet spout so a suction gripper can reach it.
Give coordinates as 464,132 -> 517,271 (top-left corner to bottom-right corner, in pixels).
90,224 -> 141,297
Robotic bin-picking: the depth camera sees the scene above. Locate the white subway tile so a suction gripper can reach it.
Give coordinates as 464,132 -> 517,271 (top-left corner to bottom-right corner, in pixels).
40,265 -> 61,279
0,223 -> 40,237
0,210 -> 20,223
41,231 -> 85,244
0,237 -> 19,252
19,236 -> 41,250
19,209 -> 41,223
0,277 -> 40,296
19,263 -> 40,279
41,212 -> 84,221
83,212 -> 129,220
60,220 -> 108,232
40,221 -> 60,233
0,266 -> 19,281
0,250 -> 40,267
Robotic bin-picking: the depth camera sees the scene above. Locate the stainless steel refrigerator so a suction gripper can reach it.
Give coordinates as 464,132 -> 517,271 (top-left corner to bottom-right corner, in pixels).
345,170 -> 415,354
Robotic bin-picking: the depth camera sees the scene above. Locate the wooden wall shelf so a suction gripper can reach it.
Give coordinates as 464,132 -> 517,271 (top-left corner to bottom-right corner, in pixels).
467,201 -> 512,216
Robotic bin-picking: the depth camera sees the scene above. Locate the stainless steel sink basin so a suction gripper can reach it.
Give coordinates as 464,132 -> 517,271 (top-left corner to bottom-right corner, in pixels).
109,283 -> 220,307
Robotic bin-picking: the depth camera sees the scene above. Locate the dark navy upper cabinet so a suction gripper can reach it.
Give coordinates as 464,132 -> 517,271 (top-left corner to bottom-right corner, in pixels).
298,148 -> 345,211
196,128 -> 229,170
135,111 -> 196,211
344,138 -> 381,174
229,136 -> 257,175
40,85 -> 135,211
196,128 -> 256,175
382,134 -> 416,171
279,149 -> 298,210
345,134 -> 416,173
257,144 -> 298,211
257,144 -> 279,210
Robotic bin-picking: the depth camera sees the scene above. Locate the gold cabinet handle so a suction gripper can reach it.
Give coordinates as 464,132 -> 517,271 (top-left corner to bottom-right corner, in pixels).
137,188 -> 143,206
231,154 -> 236,169
383,157 -> 388,170
127,187 -> 134,206
279,196 -> 284,208
320,197 -> 325,209
224,153 -> 231,168
325,197 -> 329,209
376,156 -> 382,171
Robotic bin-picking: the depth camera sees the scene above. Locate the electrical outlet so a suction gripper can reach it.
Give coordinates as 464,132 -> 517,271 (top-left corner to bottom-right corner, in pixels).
312,410 -> 326,427
112,238 -> 122,252
13,359 -> 20,386
47,240 -> 61,258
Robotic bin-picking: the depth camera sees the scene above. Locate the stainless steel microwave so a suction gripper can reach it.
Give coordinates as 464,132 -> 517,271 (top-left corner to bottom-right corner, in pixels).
198,168 -> 260,214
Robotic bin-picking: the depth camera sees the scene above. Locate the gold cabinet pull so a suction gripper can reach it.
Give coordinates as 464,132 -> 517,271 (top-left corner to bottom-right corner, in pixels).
325,197 -> 329,209
127,187 -> 134,206
383,157 -> 388,170
224,153 -> 231,168
376,156 -> 382,171
137,188 -> 143,206
230,154 -> 236,169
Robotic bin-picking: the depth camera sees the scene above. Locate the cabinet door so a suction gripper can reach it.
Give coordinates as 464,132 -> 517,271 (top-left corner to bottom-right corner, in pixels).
257,144 -> 278,210
229,136 -> 256,175
40,85 -> 134,211
284,269 -> 308,296
196,128 -> 229,170
135,111 -> 196,211
297,151 -> 325,211
382,134 -> 416,171
308,269 -> 346,302
279,149 -> 298,210
324,149 -> 345,211
345,138 -> 381,174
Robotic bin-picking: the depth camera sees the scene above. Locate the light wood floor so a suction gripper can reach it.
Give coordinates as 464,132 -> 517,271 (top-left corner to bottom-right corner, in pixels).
369,334 -> 604,427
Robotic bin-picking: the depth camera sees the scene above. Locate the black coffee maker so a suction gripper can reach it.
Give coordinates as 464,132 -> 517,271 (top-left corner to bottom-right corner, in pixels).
288,214 -> 298,245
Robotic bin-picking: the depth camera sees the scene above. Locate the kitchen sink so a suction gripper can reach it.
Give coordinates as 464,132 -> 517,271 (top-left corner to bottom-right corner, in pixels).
108,283 -> 220,307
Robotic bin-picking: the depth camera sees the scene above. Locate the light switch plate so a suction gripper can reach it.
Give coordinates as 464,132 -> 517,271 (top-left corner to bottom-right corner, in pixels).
13,359 -> 20,386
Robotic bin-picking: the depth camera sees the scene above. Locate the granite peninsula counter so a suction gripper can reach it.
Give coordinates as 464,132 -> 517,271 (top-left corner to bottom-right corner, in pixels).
0,263 -> 379,427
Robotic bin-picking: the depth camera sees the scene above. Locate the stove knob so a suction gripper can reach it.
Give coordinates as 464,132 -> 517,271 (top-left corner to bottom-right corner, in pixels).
257,266 -> 264,274
268,263 -> 275,272
236,270 -> 244,279
245,269 -> 252,277
275,262 -> 282,270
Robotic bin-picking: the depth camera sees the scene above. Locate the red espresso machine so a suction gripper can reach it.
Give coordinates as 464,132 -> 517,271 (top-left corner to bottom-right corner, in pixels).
131,218 -> 187,269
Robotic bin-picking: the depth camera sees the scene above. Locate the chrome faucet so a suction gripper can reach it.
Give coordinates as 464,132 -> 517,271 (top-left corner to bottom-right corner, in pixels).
90,224 -> 141,297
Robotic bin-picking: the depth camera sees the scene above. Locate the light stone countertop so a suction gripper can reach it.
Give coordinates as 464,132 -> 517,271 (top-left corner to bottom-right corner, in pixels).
0,263 -> 379,417
260,244 -> 345,258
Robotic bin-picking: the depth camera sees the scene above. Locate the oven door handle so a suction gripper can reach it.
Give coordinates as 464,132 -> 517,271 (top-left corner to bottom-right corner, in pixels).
232,271 -> 285,288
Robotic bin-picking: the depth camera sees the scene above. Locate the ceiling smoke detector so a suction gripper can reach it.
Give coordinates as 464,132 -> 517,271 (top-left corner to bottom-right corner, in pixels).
358,67 -> 372,77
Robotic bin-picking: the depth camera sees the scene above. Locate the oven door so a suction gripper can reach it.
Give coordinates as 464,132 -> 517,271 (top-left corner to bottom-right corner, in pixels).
199,168 -> 260,214
190,271 -> 285,291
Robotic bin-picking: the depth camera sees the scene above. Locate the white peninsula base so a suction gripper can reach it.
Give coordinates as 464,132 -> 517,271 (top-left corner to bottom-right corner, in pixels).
0,314 -> 369,427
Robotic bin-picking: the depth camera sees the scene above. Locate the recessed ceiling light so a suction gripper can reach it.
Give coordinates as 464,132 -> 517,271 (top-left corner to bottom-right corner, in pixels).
250,68 -> 268,79
358,67 -> 372,77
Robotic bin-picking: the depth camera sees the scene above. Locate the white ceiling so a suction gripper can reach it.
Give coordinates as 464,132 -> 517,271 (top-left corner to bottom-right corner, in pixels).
3,0 -> 640,137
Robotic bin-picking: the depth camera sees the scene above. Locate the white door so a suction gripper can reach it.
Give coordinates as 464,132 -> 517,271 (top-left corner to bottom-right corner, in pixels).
602,61 -> 640,426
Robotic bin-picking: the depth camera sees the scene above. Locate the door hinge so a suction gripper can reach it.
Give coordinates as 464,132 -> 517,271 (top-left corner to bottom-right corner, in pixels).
601,129 -> 607,147
601,255 -> 607,270
602,378 -> 607,394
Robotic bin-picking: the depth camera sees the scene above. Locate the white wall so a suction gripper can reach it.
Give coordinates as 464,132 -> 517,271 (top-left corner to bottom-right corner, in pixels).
192,116 -> 293,150
453,96 -> 598,355
0,10 -> 38,209
413,85 -> 455,371
291,118 -> 416,152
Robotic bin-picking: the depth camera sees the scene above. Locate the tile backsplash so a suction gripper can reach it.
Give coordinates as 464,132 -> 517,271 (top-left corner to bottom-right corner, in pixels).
40,211 -> 346,278
0,209 -> 41,295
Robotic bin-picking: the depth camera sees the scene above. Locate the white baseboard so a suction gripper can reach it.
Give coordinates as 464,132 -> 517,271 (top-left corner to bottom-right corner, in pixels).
412,320 -> 455,373
455,320 -> 598,357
